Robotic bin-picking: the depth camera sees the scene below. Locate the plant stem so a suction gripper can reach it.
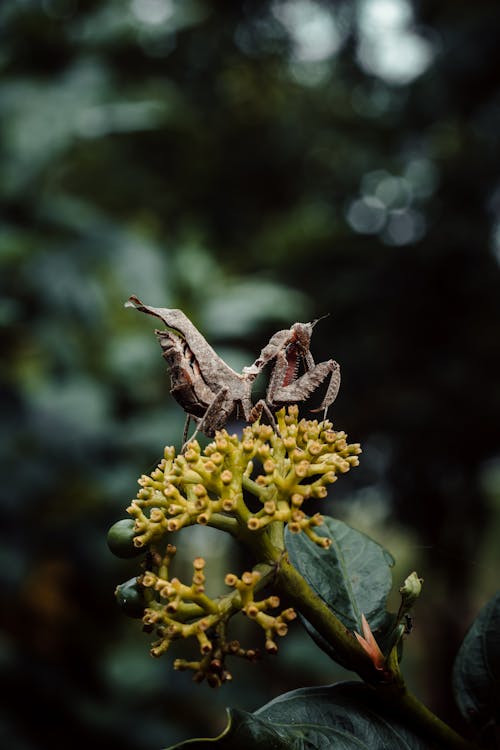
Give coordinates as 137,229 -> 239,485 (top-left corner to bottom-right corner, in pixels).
274,551 -> 376,678
273,551 -> 479,750
207,513 -> 239,534
238,518 -> 477,749
398,690 -> 478,750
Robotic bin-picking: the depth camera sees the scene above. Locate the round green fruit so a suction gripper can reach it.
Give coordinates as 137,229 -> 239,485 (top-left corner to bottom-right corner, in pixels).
107,518 -> 142,558
115,577 -> 147,618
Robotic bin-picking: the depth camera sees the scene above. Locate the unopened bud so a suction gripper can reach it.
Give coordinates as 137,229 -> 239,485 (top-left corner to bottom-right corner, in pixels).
400,571 -> 423,609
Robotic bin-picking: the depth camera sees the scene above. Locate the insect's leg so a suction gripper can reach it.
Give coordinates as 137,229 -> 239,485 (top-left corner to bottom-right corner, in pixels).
247,329 -> 294,373
249,399 -> 278,432
195,387 -> 231,438
182,415 -> 192,449
182,416 -> 205,452
303,350 -> 315,370
265,350 -> 292,408
272,360 -> 341,414
249,350 -> 291,432
309,360 -> 341,418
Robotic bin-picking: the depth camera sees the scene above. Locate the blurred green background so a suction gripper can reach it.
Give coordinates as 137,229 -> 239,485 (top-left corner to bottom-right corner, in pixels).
2,0 -> 500,747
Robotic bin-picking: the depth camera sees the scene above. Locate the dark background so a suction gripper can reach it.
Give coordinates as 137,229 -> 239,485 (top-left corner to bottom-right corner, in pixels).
1,1 -> 500,748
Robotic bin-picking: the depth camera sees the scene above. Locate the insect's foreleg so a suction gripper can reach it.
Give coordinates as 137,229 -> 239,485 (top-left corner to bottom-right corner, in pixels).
248,329 -> 295,373
303,349 -> 315,370
266,350 -> 292,405
309,360 -> 341,419
271,359 -> 341,417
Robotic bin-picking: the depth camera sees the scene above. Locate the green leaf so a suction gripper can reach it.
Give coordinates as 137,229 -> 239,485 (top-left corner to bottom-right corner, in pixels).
163,708 -> 289,749
452,591 -> 500,735
285,516 -> 395,632
164,682 -> 431,749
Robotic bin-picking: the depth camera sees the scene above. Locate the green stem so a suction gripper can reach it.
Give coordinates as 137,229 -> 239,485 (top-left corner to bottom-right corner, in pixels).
207,513 -> 239,534
271,549 -> 478,750
242,474 -> 268,499
398,690 -> 478,750
275,551 -> 374,678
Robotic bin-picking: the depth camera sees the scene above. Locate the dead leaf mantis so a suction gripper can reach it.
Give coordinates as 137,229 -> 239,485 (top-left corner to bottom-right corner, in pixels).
126,296 -> 340,445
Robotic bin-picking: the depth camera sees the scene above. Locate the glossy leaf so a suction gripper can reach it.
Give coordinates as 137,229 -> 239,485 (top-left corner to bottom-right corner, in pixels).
286,517 -> 394,628
452,591 -> 500,734
165,682 -> 430,749
285,517 -> 396,667
163,708 -> 289,749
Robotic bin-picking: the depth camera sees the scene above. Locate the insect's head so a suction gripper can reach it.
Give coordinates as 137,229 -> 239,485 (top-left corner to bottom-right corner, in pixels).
291,314 -> 329,352
290,322 -> 313,350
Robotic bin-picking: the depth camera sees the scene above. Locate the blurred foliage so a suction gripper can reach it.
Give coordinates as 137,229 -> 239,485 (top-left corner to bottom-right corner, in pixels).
2,0 -> 500,748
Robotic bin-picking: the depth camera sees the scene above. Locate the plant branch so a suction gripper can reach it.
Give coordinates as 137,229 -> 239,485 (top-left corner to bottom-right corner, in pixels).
274,551 -> 479,750
397,690 -> 479,750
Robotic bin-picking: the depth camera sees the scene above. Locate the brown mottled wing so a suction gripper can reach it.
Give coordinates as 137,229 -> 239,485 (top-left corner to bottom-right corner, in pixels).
125,296 -> 240,388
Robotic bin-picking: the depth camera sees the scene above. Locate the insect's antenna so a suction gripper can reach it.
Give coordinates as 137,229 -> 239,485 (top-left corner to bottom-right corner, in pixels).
311,313 -> 330,328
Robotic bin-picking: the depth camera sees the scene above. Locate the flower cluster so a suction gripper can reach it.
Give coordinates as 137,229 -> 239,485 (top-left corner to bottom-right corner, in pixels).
110,407 -> 361,685
135,544 -> 296,686
127,406 -> 361,548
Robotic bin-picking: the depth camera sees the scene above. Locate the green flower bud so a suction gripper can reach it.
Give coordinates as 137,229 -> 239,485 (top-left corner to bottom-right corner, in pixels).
107,519 -> 142,558
399,571 -> 423,609
115,577 -> 147,618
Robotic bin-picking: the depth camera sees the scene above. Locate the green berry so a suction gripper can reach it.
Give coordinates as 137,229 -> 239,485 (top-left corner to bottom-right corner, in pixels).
107,518 -> 142,558
115,577 -> 147,618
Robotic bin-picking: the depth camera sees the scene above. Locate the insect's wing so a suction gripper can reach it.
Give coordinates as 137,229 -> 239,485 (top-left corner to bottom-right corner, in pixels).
155,330 -> 212,418
126,296 -> 198,338
125,296 -> 239,387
